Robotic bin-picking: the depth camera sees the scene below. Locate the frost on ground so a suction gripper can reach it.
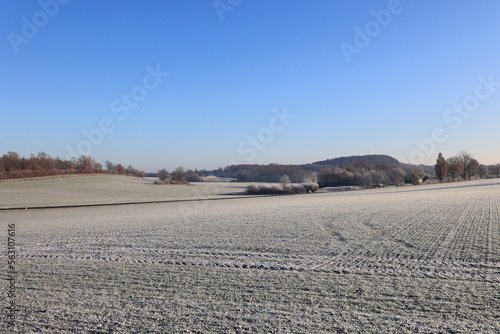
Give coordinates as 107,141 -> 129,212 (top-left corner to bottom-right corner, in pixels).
0,175 -> 250,208
0,180 -> 499,333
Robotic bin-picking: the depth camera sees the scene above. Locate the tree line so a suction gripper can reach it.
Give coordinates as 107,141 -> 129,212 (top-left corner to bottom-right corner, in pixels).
434,151 -> 500,182
201,160 -> 425,188
154,167 -> 195,184
319,151 -> 499,188
0,151 -> 145,179
4,150 -> 498,187
198,152 -> 499,188
317,163 -> 427,188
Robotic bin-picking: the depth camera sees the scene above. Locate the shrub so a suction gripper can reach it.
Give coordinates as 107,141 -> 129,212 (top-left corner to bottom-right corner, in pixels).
171,166 -> 186,183
302,182 -> 319,193
186,173 -> 202,182
403,164 -> 425,185
286,184 -> 306,194
158,168 -> 170,182
280,174 -> 291,188
245,184 -> 283,195
245,184 -> 258,194
155,166 -> 190,185
244,182 -> 319,195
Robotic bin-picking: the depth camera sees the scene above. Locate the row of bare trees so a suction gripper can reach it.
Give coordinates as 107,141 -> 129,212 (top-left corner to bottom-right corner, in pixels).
317,163 -> 426,188
0,151 -> 145,180
215,164 -> 317,183
105,160 -> 146,178
435,151 -> 499,182
155,167 -> 189,184
154,166 -> 205,184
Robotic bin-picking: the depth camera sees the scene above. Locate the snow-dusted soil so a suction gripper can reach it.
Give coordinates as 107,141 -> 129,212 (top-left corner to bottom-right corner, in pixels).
0,175 -> 250,208
1,179 -> 499,333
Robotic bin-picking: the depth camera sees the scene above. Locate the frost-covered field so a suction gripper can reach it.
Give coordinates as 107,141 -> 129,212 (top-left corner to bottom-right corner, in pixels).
1,179 -> 499,333
0,175 -> 249,208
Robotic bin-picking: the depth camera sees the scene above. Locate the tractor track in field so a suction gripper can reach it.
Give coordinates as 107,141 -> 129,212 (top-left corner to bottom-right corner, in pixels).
3,179 -> 500,333
15,246 -> 500,283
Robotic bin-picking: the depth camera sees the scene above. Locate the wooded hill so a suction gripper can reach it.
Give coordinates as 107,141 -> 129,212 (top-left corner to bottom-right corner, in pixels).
312,154 -> 400,167
208,154 -> 404,184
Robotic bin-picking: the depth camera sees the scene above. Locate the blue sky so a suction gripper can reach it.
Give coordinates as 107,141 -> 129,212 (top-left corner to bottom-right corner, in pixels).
1,0 -> 500,171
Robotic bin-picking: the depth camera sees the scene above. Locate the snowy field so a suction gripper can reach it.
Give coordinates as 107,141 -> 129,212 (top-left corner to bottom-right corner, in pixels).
1,178 -> 499,333
0,175 -> 249,208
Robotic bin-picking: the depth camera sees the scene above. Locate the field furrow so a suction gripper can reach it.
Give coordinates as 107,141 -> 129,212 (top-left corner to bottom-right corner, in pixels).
1,179 -> 499,333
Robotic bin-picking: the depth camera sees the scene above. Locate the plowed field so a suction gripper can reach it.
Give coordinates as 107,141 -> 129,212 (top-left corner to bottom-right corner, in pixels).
1,179 -> 499,333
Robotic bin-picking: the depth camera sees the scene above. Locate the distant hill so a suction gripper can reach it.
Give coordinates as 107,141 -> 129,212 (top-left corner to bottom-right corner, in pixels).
210,154 -> 403,182
312,154 -> 400,167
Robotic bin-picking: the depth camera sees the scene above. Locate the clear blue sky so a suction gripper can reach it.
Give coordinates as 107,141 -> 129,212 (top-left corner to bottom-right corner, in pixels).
1,0 -> 500,172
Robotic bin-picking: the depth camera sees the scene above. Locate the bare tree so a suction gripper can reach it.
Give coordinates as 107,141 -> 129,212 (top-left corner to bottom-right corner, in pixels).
360,170 -> 387,188
447,156 -> 464,181
94,162 -> 103,171
318,167 -> 357,187
106,160 -> 116,173
457,151 -> 478,180
185,170 -> 202,182
360,171 -> 374,188
171,166 -> 186,183
478,165 -> 488,179
489,164 -> 500,178
469,158 -> 479,180
37,152 -> 54,171
2,151 -> 21,174
280,174 -> 291,189
115,164 -> 125,175
388,167 -> 406,186
0,151 -> 142,179
372,170 -> 388,185
27,154 -> 42,175
126,165 -> 136,175
403,164 -> 425,185
434,153 -> 448,182
158,168 -> 170,181
77,155 -> 97,172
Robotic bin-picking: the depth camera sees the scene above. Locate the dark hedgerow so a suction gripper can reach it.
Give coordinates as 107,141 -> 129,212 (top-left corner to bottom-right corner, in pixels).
245,182 -> 319,195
